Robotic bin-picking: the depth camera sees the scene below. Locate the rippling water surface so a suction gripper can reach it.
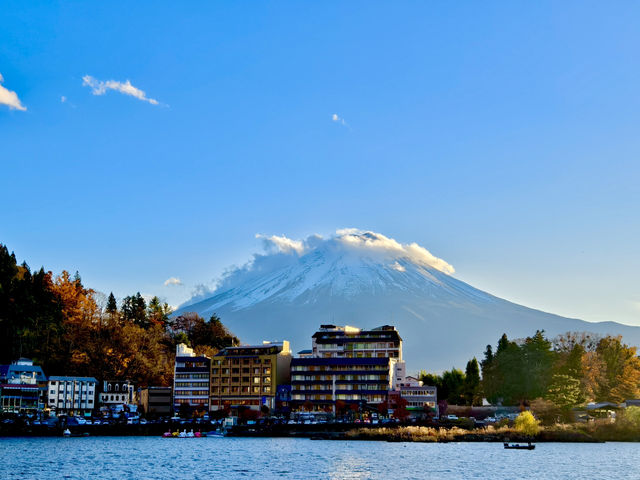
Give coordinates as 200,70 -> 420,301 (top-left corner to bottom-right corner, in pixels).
0,437 -> 636,479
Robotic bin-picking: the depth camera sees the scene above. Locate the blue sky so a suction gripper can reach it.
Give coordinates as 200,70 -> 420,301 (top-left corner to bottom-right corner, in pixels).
2,1 -> 639,326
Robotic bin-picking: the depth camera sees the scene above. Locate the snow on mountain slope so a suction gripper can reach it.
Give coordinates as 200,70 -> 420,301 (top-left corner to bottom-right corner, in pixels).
175,229 -> 640,371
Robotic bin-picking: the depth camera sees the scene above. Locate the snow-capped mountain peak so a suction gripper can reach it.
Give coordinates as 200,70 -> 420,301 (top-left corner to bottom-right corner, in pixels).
175,229 -> 640,371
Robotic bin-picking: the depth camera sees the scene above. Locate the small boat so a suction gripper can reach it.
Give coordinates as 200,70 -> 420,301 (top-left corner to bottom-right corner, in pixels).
504,442 -> 535,450
63,428 -> 71,437
206,430 -> 225,437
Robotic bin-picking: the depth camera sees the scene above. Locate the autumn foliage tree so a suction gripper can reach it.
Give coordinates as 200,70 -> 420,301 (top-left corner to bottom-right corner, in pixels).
0,243 -> 240,388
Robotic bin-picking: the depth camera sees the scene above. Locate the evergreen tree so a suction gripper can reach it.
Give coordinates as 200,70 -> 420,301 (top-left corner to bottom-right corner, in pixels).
121,292 -> 148,327
464,358 -> 481,405
106,292 -> 118,314
497,333 -> 510,354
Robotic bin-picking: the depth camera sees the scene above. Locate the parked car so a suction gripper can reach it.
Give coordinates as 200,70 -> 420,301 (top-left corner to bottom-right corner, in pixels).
446,415 -> 459,421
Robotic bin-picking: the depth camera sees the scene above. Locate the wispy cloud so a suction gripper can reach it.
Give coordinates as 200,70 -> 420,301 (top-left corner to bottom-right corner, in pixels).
60,96 -> 67,103
164,277 -> 183,286
255,234 -> 306,255
82,75 -> 161,105
0,73 -> 26,111
331,113 -> 348,127
179,228 -> 455,307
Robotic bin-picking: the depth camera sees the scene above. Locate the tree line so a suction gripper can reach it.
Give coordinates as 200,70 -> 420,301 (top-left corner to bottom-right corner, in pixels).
0,244 -> 238,386
420,330 -> 640,412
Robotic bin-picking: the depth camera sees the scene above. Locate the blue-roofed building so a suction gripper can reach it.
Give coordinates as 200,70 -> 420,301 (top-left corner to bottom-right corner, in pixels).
47,376 -> 98,416
0,358 -> 47,413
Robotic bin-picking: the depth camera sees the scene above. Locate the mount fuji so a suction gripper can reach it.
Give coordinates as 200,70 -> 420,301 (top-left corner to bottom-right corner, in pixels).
175,229 -> 640,372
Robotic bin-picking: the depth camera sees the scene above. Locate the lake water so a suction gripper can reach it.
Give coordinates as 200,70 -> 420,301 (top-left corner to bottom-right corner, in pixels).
0,437 -> 636,479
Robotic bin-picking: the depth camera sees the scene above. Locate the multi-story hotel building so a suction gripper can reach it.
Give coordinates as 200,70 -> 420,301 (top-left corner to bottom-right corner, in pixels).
290,357 -> 392,411
311,324 -> 406,389
173,344 -> 210,414
210,341 -> 291,413
47,376 -> 97,415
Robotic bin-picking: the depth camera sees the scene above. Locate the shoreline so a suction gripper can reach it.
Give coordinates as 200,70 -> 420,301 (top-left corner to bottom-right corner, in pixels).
5,422 -> 639,443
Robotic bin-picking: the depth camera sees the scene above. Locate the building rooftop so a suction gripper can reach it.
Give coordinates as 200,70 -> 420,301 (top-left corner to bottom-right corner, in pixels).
216,340 -> 291,356
0,362 -> 47,382
48,376 -> 98,383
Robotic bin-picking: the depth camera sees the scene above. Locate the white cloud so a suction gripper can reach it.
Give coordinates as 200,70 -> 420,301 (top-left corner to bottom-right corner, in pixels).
60,96 -> 67,103
0,73 -> 27,111
390,261 -> 406,272
82,75 -> 161,105
254,229 -> 454,274
331,113 -> 348,127
255,234 -> 306,255
164,277 -> 183,286
179,228 -> 455,308
335,229 -> 455,274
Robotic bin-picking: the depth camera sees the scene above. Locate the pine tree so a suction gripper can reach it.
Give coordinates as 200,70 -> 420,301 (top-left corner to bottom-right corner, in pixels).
464,358 -> 481,405
106,292 -> 118,314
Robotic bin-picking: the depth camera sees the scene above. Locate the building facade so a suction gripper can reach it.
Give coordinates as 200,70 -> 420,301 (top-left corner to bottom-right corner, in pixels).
173,344 -> 210,414
290,357 -> 393,411
311,324 -> 406,389
210,341 -> 291,413
139,386 -> 172,416
401,385 -> 437,411
47,376 -> 97,415
0,358 -> 47,413
99,380 -> 135,407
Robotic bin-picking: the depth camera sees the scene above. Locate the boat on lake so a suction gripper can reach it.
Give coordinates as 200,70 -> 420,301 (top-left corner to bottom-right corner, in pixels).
504,442 -> 535,450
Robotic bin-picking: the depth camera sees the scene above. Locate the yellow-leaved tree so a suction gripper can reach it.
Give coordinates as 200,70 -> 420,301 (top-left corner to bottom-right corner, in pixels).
515,411 -> 540,437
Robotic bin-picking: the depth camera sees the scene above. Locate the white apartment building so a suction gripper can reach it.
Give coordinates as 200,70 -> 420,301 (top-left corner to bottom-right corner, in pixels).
47,376 -> 97,415
99,380 -> 135,407
173,344 -> 210,413
311,324 -> 407,389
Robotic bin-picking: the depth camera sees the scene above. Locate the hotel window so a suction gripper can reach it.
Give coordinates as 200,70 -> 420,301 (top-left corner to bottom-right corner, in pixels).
242,377 -> 250,384
242,368 -> 250,374
252,386 -> 260,393
242,386 -> 250,393
253,377 -> 260,384
263,386 -> 271,393
232,368 -> 239,374
231,387 -> 239,393
221,387 -> 229,393
263,377 -> 271,384
212,368 -> 218,375
222,368 -> 229,375
253,368 -> 260,374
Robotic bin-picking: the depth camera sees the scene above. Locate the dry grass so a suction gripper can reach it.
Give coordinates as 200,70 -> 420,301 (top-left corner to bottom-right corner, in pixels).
346,423 -> 601,443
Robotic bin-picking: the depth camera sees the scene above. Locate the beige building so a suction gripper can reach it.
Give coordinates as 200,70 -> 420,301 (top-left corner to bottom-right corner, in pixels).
210,341 -> 291,413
